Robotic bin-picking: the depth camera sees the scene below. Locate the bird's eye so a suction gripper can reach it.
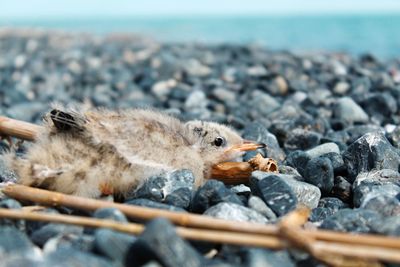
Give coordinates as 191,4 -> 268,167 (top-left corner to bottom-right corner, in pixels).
213,137 -> 225,147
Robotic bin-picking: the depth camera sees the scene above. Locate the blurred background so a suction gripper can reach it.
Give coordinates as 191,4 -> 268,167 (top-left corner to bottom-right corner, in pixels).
1,0 -> 400,58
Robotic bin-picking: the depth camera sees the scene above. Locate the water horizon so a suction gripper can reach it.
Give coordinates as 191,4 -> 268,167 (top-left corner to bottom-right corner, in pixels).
1,14 -> 400,59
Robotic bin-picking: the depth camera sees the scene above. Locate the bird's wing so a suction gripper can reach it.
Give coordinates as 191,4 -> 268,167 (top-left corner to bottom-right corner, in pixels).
82,109 -> 189,167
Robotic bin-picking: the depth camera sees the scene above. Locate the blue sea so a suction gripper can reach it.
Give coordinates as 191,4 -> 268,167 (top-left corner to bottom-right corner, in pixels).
1,14 -> 400,58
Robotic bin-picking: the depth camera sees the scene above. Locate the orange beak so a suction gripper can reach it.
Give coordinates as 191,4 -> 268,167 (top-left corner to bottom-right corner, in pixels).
226,140 -> 266,153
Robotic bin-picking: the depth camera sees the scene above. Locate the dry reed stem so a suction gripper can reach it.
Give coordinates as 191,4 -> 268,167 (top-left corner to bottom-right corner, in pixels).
4,184 -> 400,252
0,116 -> 41,141
278,208 -> 382,267
0,207 -> 398,264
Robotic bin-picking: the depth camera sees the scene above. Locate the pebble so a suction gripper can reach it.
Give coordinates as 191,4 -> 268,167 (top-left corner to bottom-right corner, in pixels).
304,157 -> 334,195
352,169 -> 400,207
93,229 -> 135,262
191,180 -> 243,213
320,208 -> 382,233
333,97 -> 369,124
250,172 -> 298,216
342,132 -> 400,182
127,218 -> 203,267
204,202 -> 268,223
242,122 -> 286,162
3,31 -> 400,265
247,196 -> 277,221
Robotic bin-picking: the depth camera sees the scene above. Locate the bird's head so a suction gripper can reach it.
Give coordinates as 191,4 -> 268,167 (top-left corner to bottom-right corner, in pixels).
185,120 -> 265,167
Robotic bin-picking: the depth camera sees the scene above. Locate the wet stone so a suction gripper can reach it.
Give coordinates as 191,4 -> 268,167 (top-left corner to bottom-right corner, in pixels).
191,180 -> 243,213
204,202 -> 268,223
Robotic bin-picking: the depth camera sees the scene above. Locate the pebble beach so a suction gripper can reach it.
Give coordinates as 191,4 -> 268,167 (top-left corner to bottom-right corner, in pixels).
1,29 -> 400,266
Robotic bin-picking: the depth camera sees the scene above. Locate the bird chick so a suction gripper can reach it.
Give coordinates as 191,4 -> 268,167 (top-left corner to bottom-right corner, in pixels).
6,107 -> 264,198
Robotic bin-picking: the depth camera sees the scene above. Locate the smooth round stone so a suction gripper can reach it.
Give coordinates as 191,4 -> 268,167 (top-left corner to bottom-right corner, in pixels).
333,97 -> 369,124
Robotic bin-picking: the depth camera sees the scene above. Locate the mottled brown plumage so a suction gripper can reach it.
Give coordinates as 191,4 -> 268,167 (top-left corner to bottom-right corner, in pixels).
6,107 -> 263,198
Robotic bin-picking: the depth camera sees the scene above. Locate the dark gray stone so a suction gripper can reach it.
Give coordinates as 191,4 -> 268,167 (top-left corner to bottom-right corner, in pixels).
284,128 -> 321,151
304,157 -> 334,195
318,197 -> 347,211
244,248 -> 295,267
320,208 -> 382,233
44,247 -> 114,267
252,171 -> 320,209
25,208 -> 59,235
0,226 -> 36,255
352,169 -> 400,207
85,207 -> 128,234
372,216 -> 400,236
0,156 -> 17,183
330,176 -> 352,203
0,198 -> 25,230
93,229 -> 135,262
247,196 -> 277,221
242,122 -> 285,163
191,180 -> 243,213
309,207 -> 335,223
164,187 -> 192,209
126,198 -> 187,212
387,126 -> 400,148
127,175 -> 166,202
361,195 -> 400,216
92,207 -> 128,222
343,132 -> 400,182
30,223 -> 83,247
126,169 -> 195,203
305,142 -> 340,159
285,150 -> 311,177
360,93 -> 397,123
127,218 -> 203,267
333,97 -> 369,124
250,172 -> 297,216
204,202 -> 268,223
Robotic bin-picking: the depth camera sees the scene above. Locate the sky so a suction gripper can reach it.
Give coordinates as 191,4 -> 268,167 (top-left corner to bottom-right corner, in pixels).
1,0 -> 400,18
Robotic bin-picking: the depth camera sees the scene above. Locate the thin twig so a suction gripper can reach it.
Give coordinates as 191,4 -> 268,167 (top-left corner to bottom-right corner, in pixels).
0,207 -> 399,264
0,116 -> 42,141
4,184 -> 400,252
